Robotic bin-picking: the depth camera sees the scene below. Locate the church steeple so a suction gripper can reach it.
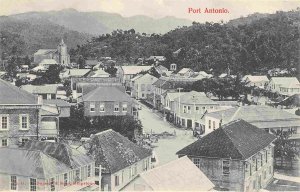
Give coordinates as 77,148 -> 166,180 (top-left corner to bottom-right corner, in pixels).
60,38 -> 65,46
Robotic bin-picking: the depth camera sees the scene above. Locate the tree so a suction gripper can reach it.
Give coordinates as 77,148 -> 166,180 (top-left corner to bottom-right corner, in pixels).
105,66 -> 117,77
59,105 -> 142,141
77,55 -> 85,69
274,130 -> 300,168
32,65 -> 62,85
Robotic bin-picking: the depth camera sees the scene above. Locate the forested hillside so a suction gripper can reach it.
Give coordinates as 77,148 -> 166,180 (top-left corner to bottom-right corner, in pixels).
0,16 -> 91,57
72,10 -> 300,75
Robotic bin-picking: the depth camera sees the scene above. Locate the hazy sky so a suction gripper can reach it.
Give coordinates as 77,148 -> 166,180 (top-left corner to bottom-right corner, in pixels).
0,0 -> 299,22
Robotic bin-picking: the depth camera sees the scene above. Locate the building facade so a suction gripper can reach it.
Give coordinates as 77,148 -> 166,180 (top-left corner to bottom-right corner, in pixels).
177,120 -> 276,191
131,74 -> 158,99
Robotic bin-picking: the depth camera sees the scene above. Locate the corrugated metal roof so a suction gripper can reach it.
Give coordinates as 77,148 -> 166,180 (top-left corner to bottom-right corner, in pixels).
206,105 -> 300,129
138,156 -> 214,191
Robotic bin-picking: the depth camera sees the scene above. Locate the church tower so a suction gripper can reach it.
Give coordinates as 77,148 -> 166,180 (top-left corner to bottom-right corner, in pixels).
57,39 -> 70,67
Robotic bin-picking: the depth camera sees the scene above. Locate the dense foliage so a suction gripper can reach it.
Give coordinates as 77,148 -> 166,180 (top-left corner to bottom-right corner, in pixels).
0,16 -> 90,57
60,105 -> 142,141
71,10 -> 300,75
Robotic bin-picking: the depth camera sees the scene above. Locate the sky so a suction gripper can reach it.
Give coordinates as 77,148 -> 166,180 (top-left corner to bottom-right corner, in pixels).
0,0 -> 299,22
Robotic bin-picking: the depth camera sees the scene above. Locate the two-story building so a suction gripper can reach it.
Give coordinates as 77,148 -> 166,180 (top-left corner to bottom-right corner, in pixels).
173,91 -> 219,129
117,66 -> 152,88
80,86 -> 137,118
131,74 -> 158,100
266,77 -> 300,96
177,119 -> 276,191
71,77 -> 122,99
204,105 -> 300,136
152,77 -> 196,109
0,79 -> 42,147
86,129 -> 152,191
0,140 -> 95,191
0,79 -> 61,147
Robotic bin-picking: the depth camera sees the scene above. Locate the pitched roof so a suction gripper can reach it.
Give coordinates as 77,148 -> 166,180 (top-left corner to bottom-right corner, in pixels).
23,140 -> 94,169
177,119 -> 276,160
152,78 -> 195,90
271,77 -> 299,87
90,69 -> 110,77
166,92 -> 186,101
174,91 -> 218,105
0,79 -> 38,105
66,69 -> 90,77
39,59 -> 58,65
178,68 -> 193,74
83,86 -> 132,102
22,84 -> 58,94
155,65 -> 168,74
206,105 -> 300,128
246,75 -> 269,82
88,129 -> 152,173
121,66 -> 152,75
134,73 -> 158,83
34,49 -> 57,55
137,156 -> 214,191
0,148 -> 70,179
44,99 -> 72,107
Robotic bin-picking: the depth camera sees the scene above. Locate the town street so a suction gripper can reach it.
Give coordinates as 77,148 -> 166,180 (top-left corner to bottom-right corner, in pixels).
138,102 -> 197,166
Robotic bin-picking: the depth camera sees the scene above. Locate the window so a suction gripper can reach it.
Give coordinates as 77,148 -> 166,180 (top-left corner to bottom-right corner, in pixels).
208,120 -> 211,129
11,176 -> 17,190
210,106 -> 214,109
1,139 -> 8,147
128,167 -> 132,179
115,175 -> 119,186
266,150 -> 268,163
187,106 -> 191,113
260,153 -> 263,166
75,169 -> 80,182
222,160 -> 230,175
245,162 -> 251,177
99,103 -> 105,112
1,116 -> 8,130
50,178 -> 55,191
90,103 -> 95,112
195,106 -> 199,111
193,158 -> 201,168
87,165 -> 91,177
20,115 -> 29,129
183,106 -> 187,113
21,138 -> 28,145
134,164 -> 137,176
114,103 -> 119,112
122,103 -> 128,112
255,158 -> 258,171
30,178 -> 36,191
63,173 -> 68,186
269,166 -> 272,175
